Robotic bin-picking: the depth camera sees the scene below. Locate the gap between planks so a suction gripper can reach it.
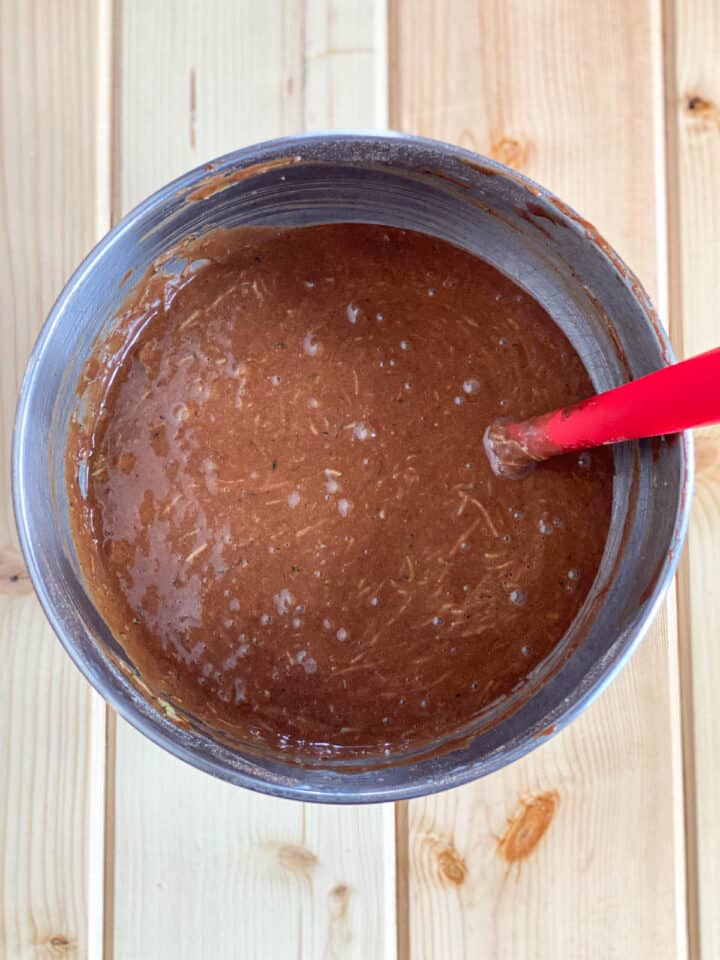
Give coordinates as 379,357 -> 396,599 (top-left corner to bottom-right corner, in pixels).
89,1 -> 118,957
661,0 -> 719,956
660,1 -> 698,958
654,0 -> 691,957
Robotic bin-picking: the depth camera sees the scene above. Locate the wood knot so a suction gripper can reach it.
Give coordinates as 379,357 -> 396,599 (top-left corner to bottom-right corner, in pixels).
326,882 -> 354,952
0,547 -> 32,596
329,882 -> 352,918
489,136 -> 531,170
47,934 -> 75,953
684,93 -> 720,130
437,845 -> 468,886
497,790 -> 559,863
687,94 -> 711,112
275,843 -> 318,875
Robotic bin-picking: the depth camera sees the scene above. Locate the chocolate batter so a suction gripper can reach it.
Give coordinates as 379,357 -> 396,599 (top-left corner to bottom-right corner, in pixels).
68,224 -> 613,759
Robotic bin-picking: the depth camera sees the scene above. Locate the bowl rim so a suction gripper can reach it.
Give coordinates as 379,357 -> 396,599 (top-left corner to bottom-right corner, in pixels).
12,131 -> 694,803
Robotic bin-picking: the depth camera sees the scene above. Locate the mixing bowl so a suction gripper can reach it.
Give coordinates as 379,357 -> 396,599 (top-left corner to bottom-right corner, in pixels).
12,133 -> 692,803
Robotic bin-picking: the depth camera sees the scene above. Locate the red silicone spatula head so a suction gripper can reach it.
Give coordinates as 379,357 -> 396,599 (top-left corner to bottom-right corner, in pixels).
484,346 -> 720,478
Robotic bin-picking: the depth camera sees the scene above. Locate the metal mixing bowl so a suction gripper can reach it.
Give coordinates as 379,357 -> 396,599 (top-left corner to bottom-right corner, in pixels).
12,133 -> 692,803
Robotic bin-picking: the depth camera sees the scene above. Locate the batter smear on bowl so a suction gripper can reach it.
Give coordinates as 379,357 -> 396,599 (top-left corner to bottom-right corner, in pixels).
67,224 -> 614,759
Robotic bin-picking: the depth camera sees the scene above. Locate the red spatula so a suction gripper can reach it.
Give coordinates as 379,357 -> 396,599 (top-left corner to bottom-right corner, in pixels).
484,346 -> 719,478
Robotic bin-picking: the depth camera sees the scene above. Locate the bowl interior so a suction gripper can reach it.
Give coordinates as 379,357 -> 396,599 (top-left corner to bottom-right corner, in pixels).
13,134 -> 689,802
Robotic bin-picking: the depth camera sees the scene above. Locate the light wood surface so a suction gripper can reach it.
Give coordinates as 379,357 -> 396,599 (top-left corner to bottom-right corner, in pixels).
111,3 -> 394,959
0,1 -> 109,957
390,4 -> 686,956
665,1 -> 720,957
1,0 -> 717,957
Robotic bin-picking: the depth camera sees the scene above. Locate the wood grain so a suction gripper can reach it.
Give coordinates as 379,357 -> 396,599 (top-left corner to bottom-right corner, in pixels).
390,1 -> 687,956
665,0 -> 720,955
0,1 -> 111,956
111,3 -> 394,958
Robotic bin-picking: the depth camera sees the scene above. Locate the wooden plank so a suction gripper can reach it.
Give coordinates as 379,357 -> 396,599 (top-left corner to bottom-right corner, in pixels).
664,0 -> 720,955
111,3 -> 394,959
390,1 -> 687,956
0,1 -> 111,956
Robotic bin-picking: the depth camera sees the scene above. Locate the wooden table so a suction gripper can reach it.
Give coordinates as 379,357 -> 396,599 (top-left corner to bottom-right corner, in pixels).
1,1 -> 718,957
